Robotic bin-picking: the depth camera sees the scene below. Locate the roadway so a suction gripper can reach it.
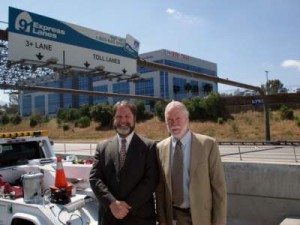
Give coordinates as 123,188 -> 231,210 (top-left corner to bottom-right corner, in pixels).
53,142 -> 300,164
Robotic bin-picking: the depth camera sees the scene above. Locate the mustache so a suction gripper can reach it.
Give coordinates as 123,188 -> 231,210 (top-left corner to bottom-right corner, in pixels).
169,126 -> 181,131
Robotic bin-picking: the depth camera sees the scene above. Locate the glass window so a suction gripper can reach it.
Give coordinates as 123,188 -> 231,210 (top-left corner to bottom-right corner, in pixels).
63,78 -> 72,108
173,77 -> 187,100
160,72 -> 169,98
112,82 -> 130,103
35,95 -> 45,115
48,93 -> 60,114
22,95 -> 32,117
93,85 -> 108,104
78,77 -> 89,106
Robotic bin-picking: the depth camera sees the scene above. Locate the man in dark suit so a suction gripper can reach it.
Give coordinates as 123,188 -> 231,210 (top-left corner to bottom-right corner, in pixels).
89,101 -> 159,225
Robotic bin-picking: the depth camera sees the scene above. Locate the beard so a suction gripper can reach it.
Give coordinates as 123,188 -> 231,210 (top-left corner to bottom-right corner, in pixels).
167,124 -> 189,140
114,123 -> 135,137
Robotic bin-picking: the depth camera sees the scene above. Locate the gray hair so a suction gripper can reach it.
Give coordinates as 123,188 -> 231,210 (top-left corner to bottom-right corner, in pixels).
164,101 -> 189,118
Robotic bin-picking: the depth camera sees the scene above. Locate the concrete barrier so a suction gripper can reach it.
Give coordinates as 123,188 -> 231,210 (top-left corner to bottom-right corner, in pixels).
223,161 -> 300,225
280,218 -> 300,225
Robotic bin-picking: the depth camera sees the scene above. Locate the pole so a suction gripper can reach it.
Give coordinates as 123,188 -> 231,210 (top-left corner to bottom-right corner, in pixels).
265,70 -> 269,95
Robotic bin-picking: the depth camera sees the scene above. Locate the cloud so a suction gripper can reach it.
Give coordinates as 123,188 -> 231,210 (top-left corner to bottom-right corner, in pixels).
281,60 -> 300,71
166,8 -> 201,25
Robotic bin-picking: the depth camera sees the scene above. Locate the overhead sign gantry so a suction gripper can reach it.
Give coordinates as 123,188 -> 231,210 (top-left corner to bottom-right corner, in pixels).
8,7 -> 139,75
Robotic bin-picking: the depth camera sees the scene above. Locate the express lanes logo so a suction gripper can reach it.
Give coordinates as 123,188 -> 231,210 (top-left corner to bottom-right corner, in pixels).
14,10 -> 65,39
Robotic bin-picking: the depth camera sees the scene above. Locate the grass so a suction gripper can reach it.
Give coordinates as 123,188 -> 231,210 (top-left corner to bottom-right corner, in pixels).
0,109 -> 300,142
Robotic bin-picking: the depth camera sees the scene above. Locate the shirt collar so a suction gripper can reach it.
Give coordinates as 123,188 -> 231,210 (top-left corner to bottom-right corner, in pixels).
117,132 -> 134,144
171,130 -> 191,149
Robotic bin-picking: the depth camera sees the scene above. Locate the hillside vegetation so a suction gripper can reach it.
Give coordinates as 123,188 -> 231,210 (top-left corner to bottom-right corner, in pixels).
1,109 -> 300,142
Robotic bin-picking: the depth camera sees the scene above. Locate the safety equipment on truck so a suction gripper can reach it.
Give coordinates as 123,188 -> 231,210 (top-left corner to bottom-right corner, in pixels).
21,172 -> 43,204
50,156 -> 73,204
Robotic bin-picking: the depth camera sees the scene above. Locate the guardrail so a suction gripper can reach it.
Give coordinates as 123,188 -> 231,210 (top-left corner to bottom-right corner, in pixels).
220,145 -> 299,163
53,141 -> 300,163
218,140 -> 300,146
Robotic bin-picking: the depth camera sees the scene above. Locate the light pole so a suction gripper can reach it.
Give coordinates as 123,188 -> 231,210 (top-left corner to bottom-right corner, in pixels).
265,70 -> 269,95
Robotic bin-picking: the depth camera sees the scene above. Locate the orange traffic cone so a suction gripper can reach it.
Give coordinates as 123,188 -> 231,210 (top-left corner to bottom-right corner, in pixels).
55,156 -> 67,188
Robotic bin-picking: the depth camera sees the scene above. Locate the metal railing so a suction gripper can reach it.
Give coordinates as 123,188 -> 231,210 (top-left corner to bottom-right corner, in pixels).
53,141 -> 300,163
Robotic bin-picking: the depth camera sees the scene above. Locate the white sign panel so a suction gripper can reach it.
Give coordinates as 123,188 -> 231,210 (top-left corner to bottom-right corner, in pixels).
8,7 -> 139,75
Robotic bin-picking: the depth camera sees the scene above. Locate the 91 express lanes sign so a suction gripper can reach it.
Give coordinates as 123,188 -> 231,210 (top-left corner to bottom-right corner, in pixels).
8,7 -> 139,75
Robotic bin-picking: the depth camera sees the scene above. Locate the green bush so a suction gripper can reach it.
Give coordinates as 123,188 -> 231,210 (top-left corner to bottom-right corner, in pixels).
62,124 -> 70,131
204,93 -> 226,120
154,101 -> 167,121
280,105 -> 294,120
29,113 -> 42,127
217,117 -> 224,124
1,113 -> 10,125
77,116 -> 91,128
10,113 -> 22,124
29,117 -> 38,127
295,116 -> 300,127
90,103 -> 113,126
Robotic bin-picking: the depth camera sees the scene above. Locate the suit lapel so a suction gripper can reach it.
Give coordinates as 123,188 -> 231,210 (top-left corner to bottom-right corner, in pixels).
160,138 -> 172,196
190,133 -> 202,176
110,136 -> 120,173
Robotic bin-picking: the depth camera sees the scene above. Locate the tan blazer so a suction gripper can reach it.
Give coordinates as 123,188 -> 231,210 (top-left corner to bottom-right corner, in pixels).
156,133 -> 227,225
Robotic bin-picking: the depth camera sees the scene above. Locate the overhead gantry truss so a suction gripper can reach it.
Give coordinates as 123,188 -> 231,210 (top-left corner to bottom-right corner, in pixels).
0,29 -> 271,140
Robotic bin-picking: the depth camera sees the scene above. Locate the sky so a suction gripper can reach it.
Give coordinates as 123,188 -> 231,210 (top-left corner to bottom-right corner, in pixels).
1,0 -> 300,103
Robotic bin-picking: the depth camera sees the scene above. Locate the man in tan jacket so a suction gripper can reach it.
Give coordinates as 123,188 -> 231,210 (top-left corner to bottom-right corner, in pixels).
156,101 -> 227,225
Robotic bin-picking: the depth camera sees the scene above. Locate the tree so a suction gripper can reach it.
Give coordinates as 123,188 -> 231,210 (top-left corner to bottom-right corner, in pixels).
202,83 -> 213,95
173,85 -> 180,99
262,79 -> 283,95
90,103 -> 113,127
184,83 -> 192,99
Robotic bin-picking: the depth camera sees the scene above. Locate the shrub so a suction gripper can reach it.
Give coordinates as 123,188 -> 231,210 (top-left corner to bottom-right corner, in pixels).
154,101 -> 167,121
63,124 -> 70,132
280,105 -> 294,120
90,103 -> 113,126
29,113 -> 42,127
77,116 -> 91,128
10,113 -> 22,124
29,117 -> 38,127
217,117 -> 224,124
295,116 -> 300,127
1,113 -> 10,125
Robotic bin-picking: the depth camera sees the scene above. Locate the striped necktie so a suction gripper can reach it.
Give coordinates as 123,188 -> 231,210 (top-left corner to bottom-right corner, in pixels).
119,138 -> 127,169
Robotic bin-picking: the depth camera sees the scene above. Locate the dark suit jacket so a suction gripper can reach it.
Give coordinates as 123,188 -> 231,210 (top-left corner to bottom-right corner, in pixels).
89,133 -> 159,225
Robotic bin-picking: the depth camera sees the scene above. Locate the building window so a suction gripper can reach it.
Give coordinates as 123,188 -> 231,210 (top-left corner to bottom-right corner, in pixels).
173,77 -> 187,100
135,78 -> 154,105
113,82 -> 130,103
63,78 -> 72,108
93,85 -> 108,104
164,60 -> 216,76
22,95 -> 32,117
78,77 -> 89,106
34,95 -> 45,115
190,80 -> 199,96
135,78 -> 154,96
160,72 -> 169,99
48,93 -> 60,114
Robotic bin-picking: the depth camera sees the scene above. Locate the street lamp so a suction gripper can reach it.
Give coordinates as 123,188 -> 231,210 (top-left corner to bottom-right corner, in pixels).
265,70 -> 269,95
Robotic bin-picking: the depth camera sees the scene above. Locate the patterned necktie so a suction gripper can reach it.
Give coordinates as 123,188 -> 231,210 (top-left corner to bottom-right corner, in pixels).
172,140 -> 184,206
119,138 -> 127,169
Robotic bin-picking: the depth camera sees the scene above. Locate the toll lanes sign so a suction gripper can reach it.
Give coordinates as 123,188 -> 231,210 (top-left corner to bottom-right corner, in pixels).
8,7 -> 139,75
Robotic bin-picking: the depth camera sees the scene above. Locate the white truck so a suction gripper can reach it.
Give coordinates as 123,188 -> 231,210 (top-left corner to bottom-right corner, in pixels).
0,130 -> 98,225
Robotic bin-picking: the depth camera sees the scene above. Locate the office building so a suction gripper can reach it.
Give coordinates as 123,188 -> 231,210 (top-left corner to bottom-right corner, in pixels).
19,49 -> 218,116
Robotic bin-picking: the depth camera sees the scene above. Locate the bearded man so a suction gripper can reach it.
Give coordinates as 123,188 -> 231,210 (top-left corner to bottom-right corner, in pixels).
90,100 -> 159,225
